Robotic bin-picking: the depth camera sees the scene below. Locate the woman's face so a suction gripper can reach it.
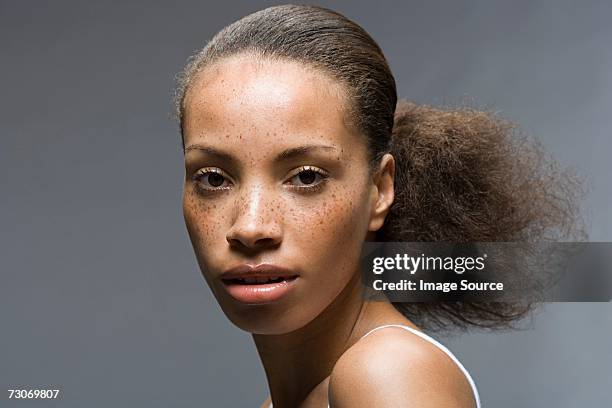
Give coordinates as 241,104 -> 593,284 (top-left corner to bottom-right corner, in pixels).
182,54 -> 389,334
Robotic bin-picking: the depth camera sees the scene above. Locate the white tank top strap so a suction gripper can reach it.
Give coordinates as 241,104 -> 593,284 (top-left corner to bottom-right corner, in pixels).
360,324 -> 481,408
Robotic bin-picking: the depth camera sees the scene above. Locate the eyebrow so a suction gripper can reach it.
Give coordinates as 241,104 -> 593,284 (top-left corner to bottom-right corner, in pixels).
184,143 -> 337,163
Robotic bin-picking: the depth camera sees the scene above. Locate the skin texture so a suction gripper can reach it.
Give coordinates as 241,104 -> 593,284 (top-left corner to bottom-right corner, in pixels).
181,54 -> 475,408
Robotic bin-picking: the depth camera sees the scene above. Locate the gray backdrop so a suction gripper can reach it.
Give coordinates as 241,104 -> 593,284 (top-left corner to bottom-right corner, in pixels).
1,1 -> 610,407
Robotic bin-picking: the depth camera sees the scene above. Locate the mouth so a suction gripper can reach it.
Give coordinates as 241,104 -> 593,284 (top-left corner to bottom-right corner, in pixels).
221,275 -> 298,285
220,264 -> 299,304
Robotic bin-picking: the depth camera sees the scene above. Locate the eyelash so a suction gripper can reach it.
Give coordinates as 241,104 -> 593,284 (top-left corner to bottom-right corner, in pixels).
191,166 -> 329,194
192,167 -> 233,194
285,165 -> 330,194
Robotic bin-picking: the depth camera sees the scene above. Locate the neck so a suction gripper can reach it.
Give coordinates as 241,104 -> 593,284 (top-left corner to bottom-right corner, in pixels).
252,271 -> 369,407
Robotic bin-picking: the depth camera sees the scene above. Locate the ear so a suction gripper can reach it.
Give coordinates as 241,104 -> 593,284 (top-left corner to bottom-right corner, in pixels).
368,153 -> 395,232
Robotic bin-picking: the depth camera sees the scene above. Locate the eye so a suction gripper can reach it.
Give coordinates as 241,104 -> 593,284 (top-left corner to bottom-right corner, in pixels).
193,167 -> 232,191
287,166 -> 329,191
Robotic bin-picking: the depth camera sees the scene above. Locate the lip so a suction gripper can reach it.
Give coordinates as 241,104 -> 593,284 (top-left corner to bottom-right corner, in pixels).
220,263 -> 299,304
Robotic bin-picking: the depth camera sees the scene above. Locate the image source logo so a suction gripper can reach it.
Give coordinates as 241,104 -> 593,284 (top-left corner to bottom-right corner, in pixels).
360,242 -> 612,302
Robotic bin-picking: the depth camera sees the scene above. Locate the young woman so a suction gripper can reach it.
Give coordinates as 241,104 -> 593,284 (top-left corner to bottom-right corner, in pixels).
174,5 -> 580,407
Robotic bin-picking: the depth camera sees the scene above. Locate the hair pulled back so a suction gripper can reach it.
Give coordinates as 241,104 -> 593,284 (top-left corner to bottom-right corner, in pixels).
174,4 -> 584,332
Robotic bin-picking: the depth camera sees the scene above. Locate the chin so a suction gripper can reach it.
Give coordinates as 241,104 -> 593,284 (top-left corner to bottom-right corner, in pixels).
219,299 -> 325,335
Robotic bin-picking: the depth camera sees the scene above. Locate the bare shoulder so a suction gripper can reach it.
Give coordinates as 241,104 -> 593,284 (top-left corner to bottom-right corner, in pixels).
329,327 -> 476,408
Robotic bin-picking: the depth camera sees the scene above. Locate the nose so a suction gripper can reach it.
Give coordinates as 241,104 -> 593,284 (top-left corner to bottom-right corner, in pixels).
225,183 -> 282,251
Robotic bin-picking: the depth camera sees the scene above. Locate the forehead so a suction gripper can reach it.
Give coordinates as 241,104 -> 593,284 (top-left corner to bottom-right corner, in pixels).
182,54 -> 362,153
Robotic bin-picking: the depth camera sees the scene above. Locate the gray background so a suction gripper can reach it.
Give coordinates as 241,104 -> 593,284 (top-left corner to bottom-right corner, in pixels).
1,1 -> 610,407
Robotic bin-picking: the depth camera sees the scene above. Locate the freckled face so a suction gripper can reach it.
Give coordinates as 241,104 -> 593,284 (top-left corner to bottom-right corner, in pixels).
182,54 -> 375,334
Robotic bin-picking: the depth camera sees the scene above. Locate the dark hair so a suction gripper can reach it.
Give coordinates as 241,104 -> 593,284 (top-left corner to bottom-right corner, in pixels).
173,4 -> 585,332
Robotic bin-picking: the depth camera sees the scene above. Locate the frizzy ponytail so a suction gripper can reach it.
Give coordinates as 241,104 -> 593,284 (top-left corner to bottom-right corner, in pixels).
376,99 -> 585,331
380,99 -> 583,243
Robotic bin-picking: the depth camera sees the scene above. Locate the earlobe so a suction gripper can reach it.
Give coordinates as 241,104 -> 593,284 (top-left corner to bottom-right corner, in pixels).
368,154 -> 395,232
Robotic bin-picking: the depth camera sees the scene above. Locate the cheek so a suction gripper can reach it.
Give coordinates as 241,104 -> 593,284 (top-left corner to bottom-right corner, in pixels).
287,183 -> 371,281
182,188 -> 228,266
290,184 -> 369,240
